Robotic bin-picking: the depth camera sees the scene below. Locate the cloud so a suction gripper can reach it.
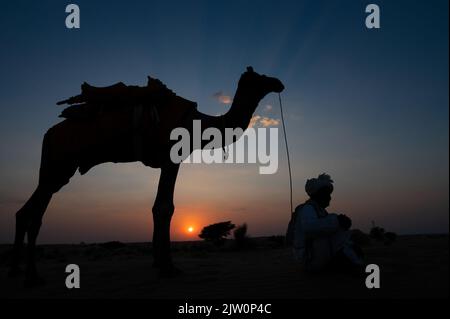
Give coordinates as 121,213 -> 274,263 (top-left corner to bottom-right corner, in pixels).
213,91 -> 233,104
249,115 -> 280,128
260,117 -> 280,127
249,115 -> 261,128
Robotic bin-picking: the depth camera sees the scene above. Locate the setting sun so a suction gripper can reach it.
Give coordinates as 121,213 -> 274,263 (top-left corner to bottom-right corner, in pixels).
187,226 -> 194,233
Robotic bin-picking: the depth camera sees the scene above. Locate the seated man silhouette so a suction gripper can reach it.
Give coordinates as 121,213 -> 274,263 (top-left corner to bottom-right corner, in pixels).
293,173 -> 364,273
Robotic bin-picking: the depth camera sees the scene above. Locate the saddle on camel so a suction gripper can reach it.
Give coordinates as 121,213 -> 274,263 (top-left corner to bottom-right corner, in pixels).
54,77 -> 197,173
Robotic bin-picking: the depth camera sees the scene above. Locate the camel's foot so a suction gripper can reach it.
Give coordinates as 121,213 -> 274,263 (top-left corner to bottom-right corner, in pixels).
8,265 -> 24,278
24,273 -> 46,288
153,256 -> 183,277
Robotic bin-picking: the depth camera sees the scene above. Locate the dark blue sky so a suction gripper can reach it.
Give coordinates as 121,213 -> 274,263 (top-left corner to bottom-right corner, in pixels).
0,0 -> 448,243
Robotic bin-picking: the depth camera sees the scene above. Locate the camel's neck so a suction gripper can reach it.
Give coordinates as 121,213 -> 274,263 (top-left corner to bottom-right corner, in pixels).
194,85 -> 262,136
188,85 -> 267,150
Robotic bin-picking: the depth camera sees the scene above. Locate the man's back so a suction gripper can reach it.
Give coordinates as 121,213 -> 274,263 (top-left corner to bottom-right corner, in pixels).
293,202 -> 340,270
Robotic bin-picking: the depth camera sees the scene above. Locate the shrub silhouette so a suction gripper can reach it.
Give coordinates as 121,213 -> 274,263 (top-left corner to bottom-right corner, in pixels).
233,223 -> 249,249
351,229 -> 371,246
384,232 -> 398,245
199,221 -> 236,247
370,221 -> 397,245
370,221 -> 385,241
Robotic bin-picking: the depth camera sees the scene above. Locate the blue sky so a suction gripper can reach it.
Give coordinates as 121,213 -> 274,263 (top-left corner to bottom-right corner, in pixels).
0,0 -> 448,243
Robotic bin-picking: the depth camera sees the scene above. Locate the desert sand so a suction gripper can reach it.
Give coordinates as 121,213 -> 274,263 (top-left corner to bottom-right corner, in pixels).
0,235 -> 448,299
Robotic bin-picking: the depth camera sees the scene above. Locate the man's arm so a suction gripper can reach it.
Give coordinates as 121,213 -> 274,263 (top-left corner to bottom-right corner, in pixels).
300,205 -> 340,239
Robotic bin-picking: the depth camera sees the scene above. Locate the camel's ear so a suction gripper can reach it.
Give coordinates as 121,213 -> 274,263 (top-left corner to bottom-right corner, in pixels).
246,66 -> 254,73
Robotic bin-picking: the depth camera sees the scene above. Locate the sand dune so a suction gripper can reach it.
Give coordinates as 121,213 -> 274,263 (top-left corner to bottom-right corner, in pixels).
0,235 -> 448,299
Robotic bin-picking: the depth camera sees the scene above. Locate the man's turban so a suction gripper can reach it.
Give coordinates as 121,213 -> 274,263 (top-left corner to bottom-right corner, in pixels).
305,173 -> 334,197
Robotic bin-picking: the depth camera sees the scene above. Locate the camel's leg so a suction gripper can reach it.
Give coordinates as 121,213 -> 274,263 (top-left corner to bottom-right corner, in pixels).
9,187 -> 52,277
22,164 -> 76,287
10,127 -> 78,286
21,186 -> 54,286
23,159 -> 77,287
152,162 -> 180,276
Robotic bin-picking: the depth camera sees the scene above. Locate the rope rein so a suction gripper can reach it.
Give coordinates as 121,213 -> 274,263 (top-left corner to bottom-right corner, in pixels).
278,93 -> 293,213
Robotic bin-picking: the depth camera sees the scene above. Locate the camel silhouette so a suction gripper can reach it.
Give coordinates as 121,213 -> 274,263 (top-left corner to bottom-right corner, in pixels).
9,66 -> 284,286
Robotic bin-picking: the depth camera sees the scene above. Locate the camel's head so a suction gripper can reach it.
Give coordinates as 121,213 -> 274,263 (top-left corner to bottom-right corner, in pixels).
238,66 -> 285,97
